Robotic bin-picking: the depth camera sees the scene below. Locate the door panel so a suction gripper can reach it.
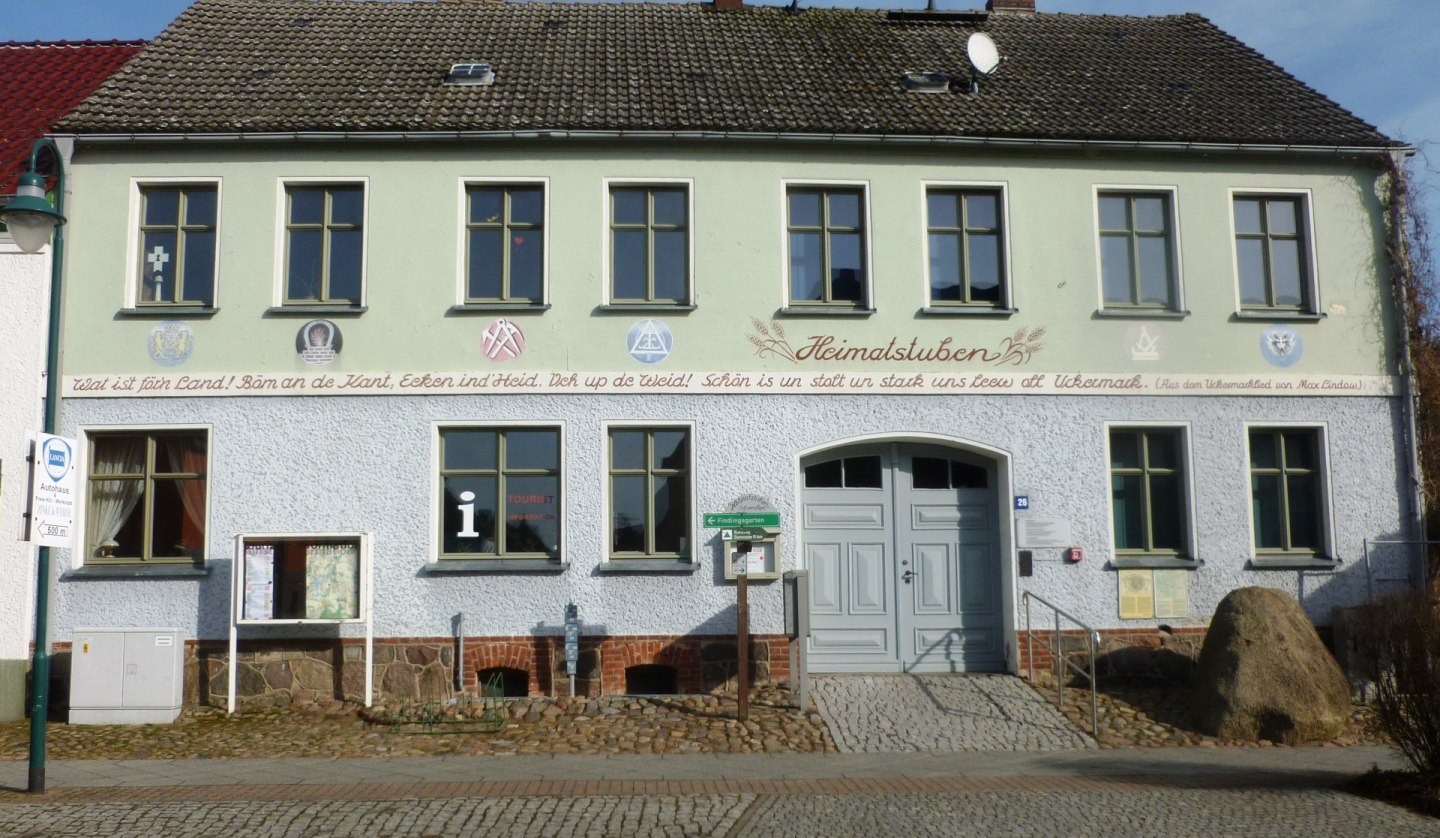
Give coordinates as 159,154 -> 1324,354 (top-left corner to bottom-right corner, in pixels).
805,443 -> 1004,673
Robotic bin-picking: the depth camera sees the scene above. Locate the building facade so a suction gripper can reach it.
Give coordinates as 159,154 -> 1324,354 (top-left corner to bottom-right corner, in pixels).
41,0 -> 1417,703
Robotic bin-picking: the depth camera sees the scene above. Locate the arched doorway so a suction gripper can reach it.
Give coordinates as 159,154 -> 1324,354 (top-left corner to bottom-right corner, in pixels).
800,439 -> 1007,672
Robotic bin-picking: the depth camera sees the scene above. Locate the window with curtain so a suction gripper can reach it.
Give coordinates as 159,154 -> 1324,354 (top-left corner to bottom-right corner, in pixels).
86,430 -> 207,563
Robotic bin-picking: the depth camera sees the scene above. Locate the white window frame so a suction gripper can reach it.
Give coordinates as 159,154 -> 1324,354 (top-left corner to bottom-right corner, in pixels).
1091,184 -> 1185,315
454,176 -> 550,307
1242,421 -> 1337,564
919,179 -> 1013,312
600,177 -> 696,307
780,178 -> 875,311
429,420 -> 567,564
1228,187 -> 1321,316
599,420 -> 697,564
1101,421 -> 1199,568
73,423 -> 213,569
124,176 -> 224,310
271,176 -> 370,308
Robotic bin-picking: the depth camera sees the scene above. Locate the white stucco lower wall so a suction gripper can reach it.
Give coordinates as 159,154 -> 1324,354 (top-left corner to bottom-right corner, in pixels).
49,392 -> 1410,652
0,241 -> 49,720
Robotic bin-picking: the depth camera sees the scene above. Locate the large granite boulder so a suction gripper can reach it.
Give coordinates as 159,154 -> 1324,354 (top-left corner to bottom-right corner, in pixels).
1192,586 -> 1351,743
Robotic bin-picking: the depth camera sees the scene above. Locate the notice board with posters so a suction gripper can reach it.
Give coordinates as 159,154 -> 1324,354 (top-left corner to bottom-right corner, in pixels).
228,533 -> 374,713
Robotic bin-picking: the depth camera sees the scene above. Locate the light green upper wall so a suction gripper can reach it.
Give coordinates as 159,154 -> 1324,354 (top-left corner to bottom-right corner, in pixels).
57,140 -> 1399,377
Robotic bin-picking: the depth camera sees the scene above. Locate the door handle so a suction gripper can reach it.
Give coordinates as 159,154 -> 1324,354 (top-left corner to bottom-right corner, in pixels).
901,570 -> 915,584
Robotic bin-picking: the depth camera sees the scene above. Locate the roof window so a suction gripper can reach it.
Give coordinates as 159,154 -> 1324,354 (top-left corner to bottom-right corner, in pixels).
901,71 -> 950,93
446,63 -> 495,86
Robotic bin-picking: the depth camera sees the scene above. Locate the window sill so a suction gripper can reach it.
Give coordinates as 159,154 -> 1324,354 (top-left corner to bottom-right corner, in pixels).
598,303 -> 696,313
118,306 -> 218,318
1248,555 -> 1339,570
1232,310 -> 1325,322
450,303 -> 551,313
65,563 -> 210,580
778,306 -> 875,317
1109,556 -> 1203,570
596,560 -> 697,574
1092,308 -> 1190,320
422,560 -> 568,575
920,306 -> 1016,317
266,305 -> 368,316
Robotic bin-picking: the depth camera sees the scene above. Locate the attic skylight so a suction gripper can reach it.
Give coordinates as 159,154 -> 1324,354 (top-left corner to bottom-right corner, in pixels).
901,71 -> 951,93
446,63 -> 495,86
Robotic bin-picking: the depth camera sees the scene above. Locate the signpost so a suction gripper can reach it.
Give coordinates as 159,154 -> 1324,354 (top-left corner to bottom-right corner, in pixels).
706,511 -> 780,722
28,433 -> 76,549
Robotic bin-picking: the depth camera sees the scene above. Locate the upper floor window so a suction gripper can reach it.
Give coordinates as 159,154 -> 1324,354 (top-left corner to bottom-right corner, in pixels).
609,184 -> 690,305
926,188 -> 1005,308
137,185 -> 217,307
439,427 -> 561,560
609,427 -> 691,561
1234,194 -> 1314,312
85,429 -> 207,564
1109,427 -> 1189,560
1098,191 -> 1177,310
787,186 -> 868,309
1249,427 -> 1326,557
284,183 -> 364,305
466,183 -> 544,304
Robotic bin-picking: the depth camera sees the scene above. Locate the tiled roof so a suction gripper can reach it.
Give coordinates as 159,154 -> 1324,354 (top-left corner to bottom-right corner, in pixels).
1,40 -> 145,194
58,0 -> 1391,148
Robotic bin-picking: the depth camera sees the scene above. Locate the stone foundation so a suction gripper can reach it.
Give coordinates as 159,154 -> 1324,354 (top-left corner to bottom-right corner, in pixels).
53,633 -> 794,707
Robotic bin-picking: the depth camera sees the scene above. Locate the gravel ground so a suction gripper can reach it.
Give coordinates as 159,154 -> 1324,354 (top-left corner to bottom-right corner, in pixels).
0,678 -> 1391,762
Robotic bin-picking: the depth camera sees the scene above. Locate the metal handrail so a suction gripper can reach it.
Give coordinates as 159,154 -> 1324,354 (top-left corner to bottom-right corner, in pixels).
1022,590 -> 1101,737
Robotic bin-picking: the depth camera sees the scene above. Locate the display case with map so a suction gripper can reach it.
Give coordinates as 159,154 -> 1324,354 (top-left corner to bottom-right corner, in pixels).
229,533 -> 373,712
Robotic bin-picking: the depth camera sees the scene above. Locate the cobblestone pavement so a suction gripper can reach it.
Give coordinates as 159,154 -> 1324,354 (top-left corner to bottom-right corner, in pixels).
0,783 -> 1433,837
812,674 -> 1093,752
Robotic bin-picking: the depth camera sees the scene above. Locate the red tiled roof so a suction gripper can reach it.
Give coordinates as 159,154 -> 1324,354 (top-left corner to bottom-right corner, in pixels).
1,40 -> 145,194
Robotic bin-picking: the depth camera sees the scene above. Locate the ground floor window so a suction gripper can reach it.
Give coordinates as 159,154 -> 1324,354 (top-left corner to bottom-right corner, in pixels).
86,429 -> 207,563
1109,427 -> 1189,558
439,427 -> 560,560
1248,427 -> 1325,555
608,427 -> 691,561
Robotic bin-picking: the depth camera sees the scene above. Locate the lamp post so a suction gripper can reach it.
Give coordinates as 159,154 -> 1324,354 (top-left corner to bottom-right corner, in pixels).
1,138 -> 69,795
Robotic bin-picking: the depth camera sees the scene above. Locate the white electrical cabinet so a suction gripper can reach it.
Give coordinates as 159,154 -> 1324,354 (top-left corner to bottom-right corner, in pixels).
69,628 -> 185,724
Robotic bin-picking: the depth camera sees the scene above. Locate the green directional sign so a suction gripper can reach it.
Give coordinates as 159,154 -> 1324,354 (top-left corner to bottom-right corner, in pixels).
704,512 -> 780,528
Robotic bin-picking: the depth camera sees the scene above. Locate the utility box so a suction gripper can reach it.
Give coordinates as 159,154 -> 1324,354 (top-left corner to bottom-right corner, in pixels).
69,628 -> 185,724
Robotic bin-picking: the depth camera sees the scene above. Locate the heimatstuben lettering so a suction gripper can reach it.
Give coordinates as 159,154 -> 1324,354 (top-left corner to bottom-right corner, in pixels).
748,319 -> 1047,366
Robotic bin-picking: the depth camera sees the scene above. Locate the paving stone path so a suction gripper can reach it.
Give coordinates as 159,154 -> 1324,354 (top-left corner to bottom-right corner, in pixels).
1,786 -> 1434,837
811,674 -> 1094,752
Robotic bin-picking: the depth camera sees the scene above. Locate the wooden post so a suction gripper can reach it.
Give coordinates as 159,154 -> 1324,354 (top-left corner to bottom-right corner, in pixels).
737,573 -> 749,721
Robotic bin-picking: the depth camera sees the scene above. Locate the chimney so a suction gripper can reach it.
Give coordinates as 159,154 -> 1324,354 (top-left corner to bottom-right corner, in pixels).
715,0 -> 743,9
986,0 -> 1036,13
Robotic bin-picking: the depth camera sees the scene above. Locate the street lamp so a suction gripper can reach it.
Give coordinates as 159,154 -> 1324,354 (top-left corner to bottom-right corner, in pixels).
1,137 -> 68,794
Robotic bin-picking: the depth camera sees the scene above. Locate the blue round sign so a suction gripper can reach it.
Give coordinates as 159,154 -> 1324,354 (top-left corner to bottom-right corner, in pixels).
626,319 -> 673,365
1260,326 -> 1302,368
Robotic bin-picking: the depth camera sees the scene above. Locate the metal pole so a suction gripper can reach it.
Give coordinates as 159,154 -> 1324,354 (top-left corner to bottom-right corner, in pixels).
1025,594 -> 1033,683
737,574 -> 750,721
26,137 -> 66,795
1054,610 -> 1063,707
1088,631 -> 1099,735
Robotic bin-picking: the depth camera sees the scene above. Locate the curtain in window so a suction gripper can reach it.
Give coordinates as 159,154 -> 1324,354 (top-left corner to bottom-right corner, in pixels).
89,438 -> 146,554
161,435 -> 207,541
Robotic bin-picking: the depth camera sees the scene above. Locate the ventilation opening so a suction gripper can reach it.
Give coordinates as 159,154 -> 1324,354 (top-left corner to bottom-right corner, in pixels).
625,664 -> 678,695
476,666 -> 529,697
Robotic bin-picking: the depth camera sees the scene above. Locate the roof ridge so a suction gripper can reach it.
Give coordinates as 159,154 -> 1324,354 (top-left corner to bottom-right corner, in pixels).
1,39 -> 147,49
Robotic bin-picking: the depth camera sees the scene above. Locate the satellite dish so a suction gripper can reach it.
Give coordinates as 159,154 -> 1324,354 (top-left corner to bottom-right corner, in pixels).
967,32 -> 1001,75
